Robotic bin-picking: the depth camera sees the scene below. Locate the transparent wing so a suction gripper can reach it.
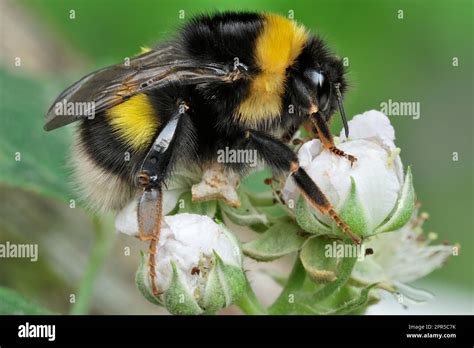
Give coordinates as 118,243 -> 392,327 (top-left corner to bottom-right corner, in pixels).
44,45 -> 238,131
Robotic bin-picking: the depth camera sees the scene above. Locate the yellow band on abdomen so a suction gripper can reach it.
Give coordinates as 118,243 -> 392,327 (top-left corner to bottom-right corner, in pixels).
106,94 -> 159,150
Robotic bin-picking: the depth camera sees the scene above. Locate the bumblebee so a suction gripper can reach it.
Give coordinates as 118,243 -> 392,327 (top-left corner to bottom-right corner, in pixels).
45,12 -> 360,295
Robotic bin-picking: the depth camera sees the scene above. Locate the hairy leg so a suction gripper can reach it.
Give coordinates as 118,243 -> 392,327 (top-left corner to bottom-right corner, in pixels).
311,111 -> 357,165
136,101 -> 193,295
247,129 -> 361,244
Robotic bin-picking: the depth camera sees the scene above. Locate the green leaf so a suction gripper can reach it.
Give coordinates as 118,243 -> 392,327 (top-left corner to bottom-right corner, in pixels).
256,204 -> 289,220
241,169 -> 272,193
300,252 -> 358,304
300,237 -> 338,283
235,278 -> 267,315
323,283 -> 378,315
246,223 -> 270,233
176,191 -> 216,217
295,196 -> 331,235
245,188 -> 292,221
337,177 -> 370,238
242,220 -> 306,261
245,190 -> 274,207
0,287 -> 52,314
0,70 -> 72,202
375,166 -> 415,233
268,257 -> 307,314
219,190 -> 268,226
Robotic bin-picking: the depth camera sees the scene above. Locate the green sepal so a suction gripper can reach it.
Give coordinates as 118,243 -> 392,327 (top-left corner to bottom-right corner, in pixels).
200,251 -> 246,312
336,177 -> 370,238
375,166 -> 415,233
164,261 -> 203,315
135,251 -> 162,306
295,196 -> 331,235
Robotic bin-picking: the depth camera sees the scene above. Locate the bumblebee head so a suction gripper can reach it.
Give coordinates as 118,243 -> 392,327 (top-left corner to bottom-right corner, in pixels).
288,36 -> 349,136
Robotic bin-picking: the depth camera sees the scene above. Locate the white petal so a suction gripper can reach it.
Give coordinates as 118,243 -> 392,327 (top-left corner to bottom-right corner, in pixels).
281,176 -> 299,204
392,153 -> 405,186
115,198 -> 139,237
303,140 -> 401,231
354,220 -> 453,286
340,110 -> 396,150
163,189 -> 187,215
298,139 -> 323,167
114,189 -> 184,237
282,140 -> 322,204
373,227 -> 453,283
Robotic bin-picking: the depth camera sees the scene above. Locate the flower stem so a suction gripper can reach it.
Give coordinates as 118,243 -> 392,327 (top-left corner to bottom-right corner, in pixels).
70,215 -> 113,314
268,256 -> 306,314
236,278 -> 266,315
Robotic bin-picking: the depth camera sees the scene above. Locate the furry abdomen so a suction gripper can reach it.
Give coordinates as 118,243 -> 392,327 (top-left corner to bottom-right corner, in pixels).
70,135 -> 136,212
74,92 -> 165,211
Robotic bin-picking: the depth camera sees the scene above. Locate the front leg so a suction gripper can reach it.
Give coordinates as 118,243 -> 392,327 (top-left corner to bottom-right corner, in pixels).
311,111 -> 357,166
247,130 -> 362,244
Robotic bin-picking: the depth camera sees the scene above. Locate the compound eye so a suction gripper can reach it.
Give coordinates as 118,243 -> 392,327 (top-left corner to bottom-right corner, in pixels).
306,69 -> 331,111
312,70 -> 325,87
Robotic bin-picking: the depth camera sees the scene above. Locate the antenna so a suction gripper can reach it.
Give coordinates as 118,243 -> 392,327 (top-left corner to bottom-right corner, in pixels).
334,83 -> 349,138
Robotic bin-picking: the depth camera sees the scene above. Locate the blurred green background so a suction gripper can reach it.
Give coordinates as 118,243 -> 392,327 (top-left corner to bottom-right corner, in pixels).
0,0 -> 472,314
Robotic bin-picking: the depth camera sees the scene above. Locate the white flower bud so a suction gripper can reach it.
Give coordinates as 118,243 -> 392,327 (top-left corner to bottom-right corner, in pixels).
134,213 -> 245,314
284,110 -> 414,238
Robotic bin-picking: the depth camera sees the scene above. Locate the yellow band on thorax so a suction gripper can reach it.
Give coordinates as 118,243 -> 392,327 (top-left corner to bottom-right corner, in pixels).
237,14 -> 308,126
